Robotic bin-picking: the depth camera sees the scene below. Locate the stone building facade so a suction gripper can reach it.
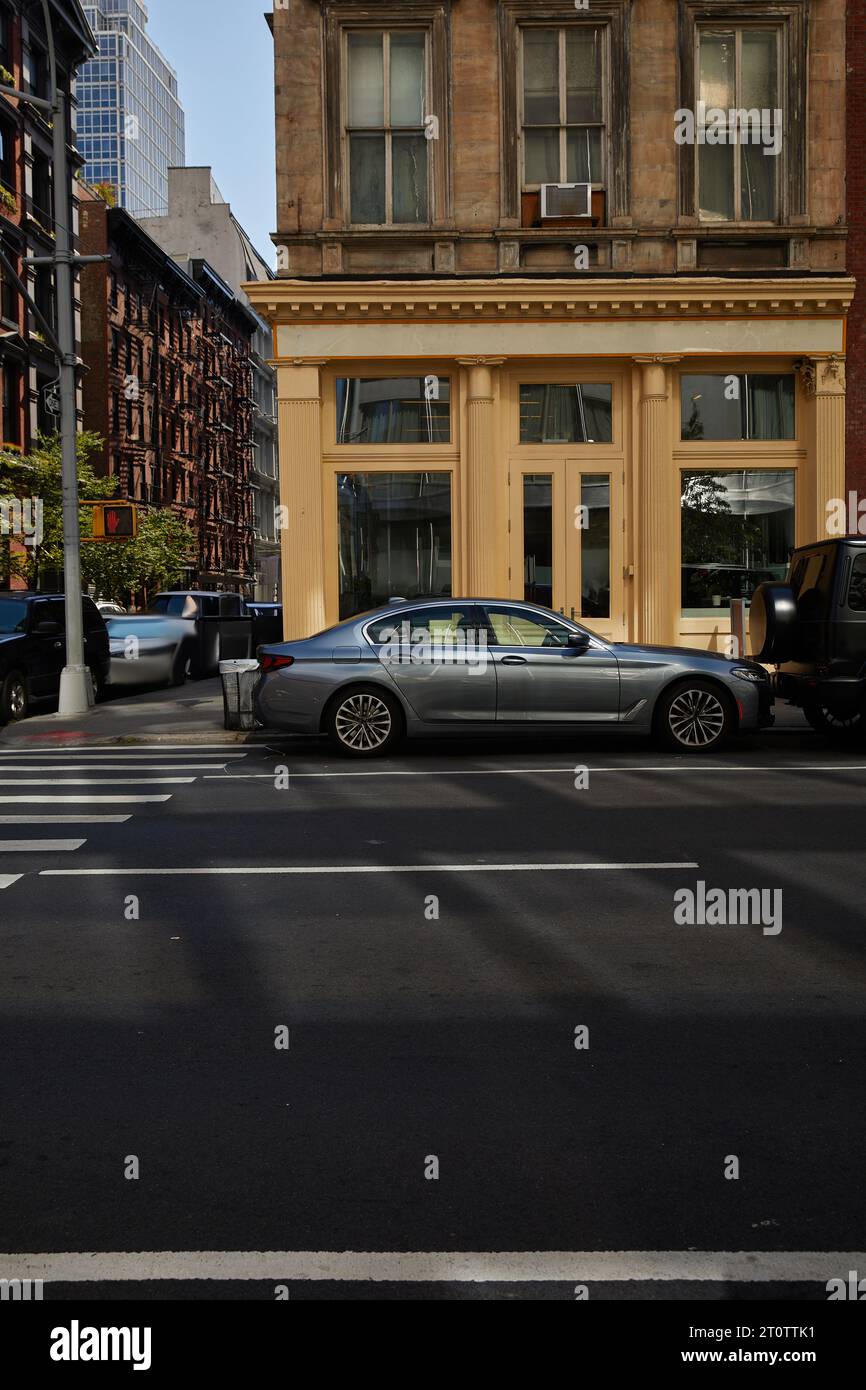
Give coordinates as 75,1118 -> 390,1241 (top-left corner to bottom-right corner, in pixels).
248,0 -> 853,648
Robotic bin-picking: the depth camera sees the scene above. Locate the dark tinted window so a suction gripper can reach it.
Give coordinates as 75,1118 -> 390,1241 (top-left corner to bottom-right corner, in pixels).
33,599 -> 64,628
848,554 -> 866,613
0,598 -> 28,633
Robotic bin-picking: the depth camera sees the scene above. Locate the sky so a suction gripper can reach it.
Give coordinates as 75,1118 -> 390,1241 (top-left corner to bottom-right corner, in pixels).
145,0 -> 277,268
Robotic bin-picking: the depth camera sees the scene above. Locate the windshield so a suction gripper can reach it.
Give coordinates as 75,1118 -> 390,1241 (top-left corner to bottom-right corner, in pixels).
0,598 -> 28,633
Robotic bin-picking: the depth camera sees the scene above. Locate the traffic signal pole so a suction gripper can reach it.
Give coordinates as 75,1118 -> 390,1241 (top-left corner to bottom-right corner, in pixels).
51,80 -> 89,715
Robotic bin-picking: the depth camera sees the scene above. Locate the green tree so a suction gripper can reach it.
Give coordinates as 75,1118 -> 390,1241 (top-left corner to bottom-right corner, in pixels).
0,432 -> 194,603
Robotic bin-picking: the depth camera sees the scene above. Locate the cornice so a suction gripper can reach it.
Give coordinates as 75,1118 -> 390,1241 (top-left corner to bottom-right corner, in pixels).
245,277 -> 855,326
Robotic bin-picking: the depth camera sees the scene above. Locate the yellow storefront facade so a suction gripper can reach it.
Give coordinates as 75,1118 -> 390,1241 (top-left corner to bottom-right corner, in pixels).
247,275 -> 853,650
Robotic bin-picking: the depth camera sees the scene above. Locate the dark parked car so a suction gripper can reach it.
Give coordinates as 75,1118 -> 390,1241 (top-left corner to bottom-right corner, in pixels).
750,537 -> 866,736
0,592 -> 110,722
256,597 -> 773,756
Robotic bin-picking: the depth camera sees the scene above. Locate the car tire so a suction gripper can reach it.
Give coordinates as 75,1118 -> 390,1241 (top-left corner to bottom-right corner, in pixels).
749,582 -> 799,663
89,667 -> 106,703
656,679 -> 733,754
325,685 -> 403,757
170,647 -> 191,687
804,698 -> 866,741
0,669 -> 29,723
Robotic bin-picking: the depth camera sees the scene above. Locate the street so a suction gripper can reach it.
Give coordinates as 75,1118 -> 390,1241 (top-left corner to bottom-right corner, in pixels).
1,725 -> 864,1300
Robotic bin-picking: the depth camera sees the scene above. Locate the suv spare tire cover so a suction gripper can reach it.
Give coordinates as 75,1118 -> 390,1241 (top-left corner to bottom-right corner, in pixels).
749,582 -> 798,662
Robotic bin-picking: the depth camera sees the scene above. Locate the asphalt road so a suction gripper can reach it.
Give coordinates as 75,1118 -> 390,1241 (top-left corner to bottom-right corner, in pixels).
1,724 -> 865,1300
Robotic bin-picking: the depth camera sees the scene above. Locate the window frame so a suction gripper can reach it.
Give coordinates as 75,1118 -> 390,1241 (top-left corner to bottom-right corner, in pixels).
518,23 -> 608,191
693,23 -> 783,225
499,0 -> 630,222
677,0 -> 807,225
343,26 -> 432,228
323,0 -> 451,230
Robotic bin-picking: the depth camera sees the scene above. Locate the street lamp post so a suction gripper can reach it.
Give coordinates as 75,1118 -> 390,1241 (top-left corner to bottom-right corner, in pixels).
0,0 -> 106,714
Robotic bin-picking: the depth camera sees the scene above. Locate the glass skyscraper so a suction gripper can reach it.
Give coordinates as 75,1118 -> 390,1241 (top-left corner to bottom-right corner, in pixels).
77,1 -> 185,218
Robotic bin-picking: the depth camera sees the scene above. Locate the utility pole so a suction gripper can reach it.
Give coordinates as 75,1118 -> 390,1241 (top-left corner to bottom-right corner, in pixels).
0,1 -> 105,714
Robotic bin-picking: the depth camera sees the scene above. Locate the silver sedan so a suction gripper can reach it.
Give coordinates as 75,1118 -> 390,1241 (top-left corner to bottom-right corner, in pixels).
255,598 -> 774,757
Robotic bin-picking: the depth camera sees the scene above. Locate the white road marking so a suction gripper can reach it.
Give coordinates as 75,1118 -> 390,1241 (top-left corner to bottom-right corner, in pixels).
205,763 -> 866,780
0,744 -> 255,754
0,795 -> 171,804
0,777 -> 194,786
0,764 -> 229,772
41,861 -> 698,878
0,815 -> 131,824
0,1250 -> 859,1283
0,874 -> 22,890
0,839 -> 85,853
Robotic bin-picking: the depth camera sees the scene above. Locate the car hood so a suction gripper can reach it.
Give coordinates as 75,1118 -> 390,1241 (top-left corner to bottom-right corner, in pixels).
610,641 -> 744,668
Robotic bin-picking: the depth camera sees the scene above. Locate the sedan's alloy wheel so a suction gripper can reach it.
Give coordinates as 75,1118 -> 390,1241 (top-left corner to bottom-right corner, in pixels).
335,692 -> 392,751
667,687 -> 726,748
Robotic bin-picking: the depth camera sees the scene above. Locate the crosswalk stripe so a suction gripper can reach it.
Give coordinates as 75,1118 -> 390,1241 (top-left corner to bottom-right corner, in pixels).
0,815 -> 132,824
0,795 -> 171,804
0,839 -> 85,852
0,874 -> 22,889
0,767 -> 230,778
0,778 -> 194,786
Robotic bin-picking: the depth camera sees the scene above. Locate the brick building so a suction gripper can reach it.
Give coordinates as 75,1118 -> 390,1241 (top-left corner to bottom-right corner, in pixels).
249,0 -> 854,649
846,0 -> 865,499
0,0 -> 94,452
79,194 -> 258,593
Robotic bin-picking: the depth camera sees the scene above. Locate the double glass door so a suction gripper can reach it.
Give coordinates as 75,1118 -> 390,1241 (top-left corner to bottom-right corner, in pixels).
512,459 -> 625,642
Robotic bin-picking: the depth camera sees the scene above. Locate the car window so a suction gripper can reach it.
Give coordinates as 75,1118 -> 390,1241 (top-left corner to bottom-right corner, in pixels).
367,605 -> 481,648
149,595 -> 199,619
0,598 -> 29,633
34,599 -> 64,628
485,606 -> 573,648
219,594 -> 241,617
848,554 -> 866,612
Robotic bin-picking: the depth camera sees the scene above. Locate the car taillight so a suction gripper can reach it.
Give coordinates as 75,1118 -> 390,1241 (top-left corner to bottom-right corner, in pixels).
260,653 -> 294,672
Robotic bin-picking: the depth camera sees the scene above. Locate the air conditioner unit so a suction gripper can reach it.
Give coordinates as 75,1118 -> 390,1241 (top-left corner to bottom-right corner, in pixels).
540,182 -> 592,218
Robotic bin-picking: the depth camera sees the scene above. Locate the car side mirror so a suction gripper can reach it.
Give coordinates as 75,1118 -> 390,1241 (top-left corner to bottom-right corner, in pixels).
35,620 -> 61,636
567,631 -> 591,652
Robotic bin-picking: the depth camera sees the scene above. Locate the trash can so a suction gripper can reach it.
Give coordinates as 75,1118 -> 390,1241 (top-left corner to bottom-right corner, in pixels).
219,659 -> 261,731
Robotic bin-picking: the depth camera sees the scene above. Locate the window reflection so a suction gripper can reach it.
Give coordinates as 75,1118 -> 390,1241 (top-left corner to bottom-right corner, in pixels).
338,472 -> 452,619
681,469 -> 795,616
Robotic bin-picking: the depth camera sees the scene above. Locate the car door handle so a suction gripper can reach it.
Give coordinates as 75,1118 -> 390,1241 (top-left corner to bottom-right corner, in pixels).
53,641 -> 62,649
499,655 -> 528,665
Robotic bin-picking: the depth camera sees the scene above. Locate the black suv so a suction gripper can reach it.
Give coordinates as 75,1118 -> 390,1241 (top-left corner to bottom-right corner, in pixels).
750,538 -> 866,736
0,593 -> 110,723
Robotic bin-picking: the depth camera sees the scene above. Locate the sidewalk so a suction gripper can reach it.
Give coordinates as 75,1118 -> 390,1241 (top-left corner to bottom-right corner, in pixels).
0,679 -> 812,748
0,678 -> 270,748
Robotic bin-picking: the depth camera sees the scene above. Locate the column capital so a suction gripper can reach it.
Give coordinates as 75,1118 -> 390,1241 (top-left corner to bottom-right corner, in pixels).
632,354 -> 682,366
796,354 -> 846,396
